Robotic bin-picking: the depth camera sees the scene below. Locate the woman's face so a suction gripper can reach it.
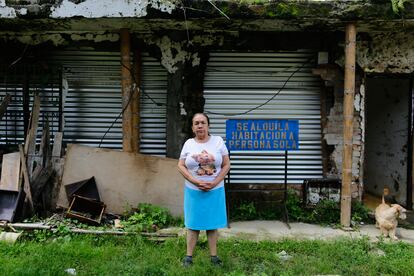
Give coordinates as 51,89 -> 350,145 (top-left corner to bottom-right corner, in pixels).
192,114 -> 209,138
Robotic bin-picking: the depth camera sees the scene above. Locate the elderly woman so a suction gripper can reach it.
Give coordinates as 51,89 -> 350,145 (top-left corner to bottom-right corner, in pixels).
177,112 -> 230,267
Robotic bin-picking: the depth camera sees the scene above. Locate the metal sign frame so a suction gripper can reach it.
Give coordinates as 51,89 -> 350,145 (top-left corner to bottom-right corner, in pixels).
225,119 -> 300,228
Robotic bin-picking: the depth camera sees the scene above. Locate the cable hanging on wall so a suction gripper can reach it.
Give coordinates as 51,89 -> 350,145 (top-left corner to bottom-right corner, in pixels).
97,57 -> 313,146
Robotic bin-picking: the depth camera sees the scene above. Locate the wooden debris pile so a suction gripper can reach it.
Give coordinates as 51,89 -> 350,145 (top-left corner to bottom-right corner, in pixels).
0,94 -> 64,221
0,213 -> 178,241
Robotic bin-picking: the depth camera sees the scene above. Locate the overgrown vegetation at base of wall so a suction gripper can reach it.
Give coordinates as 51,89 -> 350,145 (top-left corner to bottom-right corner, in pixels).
121,203 -> 183,232
20,203 -> 184,242
230,190 -> 373,226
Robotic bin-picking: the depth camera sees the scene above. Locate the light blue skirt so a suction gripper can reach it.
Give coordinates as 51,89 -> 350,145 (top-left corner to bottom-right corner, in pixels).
184,186 -> 227,230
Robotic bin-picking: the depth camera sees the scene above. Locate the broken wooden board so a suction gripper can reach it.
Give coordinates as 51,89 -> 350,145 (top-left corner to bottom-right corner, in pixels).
0,94 -> 11,121
24,94 -> 41,179
0,152 -> 20,191
19,145 -> 34,213
52,132 -> 63,160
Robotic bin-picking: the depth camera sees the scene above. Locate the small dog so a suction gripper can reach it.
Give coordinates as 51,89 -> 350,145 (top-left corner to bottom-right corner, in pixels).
375,187 -> 407,240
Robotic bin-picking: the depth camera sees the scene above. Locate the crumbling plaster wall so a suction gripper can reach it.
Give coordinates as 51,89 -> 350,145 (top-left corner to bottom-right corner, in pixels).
315,65 -> 364,199
143,34 -> 224,74
357,32 -> 414,74
50,0 -> 177,18
0,0 -> 23,18
319,31 -> 414,199
1,0 -> 178,18
324,82 -> 365,199
143,33 -> 226,158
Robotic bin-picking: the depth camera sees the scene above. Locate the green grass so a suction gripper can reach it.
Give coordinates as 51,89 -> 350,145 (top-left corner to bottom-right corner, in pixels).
0,235 -> 413,275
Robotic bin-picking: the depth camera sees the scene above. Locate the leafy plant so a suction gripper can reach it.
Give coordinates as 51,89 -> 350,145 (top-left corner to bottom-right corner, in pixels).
307,199 -> 340,225
231,189 -> 372,227
122,203 -> 173,232
285,190 -> 307,221
232,201 -> 257,220
23,220 -> 74,242
351,200 -> 373,225
391,0 -> 408,14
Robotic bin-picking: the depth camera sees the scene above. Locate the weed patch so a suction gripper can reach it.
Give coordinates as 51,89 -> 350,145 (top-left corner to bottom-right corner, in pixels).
230,189 -> 373,227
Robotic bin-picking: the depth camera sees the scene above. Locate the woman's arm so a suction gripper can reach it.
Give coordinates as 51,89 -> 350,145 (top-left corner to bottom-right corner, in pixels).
177,159 -> 200,187
213,155 -> 230,186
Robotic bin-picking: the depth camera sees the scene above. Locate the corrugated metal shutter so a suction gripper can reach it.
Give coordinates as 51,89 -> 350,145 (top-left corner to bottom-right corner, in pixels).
0,64 -> 61,144
204,51 -> 323,185
48,50 -> 167,155
139,57 -> 168,156
50,50 -> 123,148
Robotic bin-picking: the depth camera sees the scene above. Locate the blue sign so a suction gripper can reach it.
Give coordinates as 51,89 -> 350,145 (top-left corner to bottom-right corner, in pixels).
226,119 -> 299,151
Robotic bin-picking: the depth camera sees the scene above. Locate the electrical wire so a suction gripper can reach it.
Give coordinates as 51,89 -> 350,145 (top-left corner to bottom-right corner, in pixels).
97,57 -> 313,146
205,58 -> 314,117
97,62 -> 138,147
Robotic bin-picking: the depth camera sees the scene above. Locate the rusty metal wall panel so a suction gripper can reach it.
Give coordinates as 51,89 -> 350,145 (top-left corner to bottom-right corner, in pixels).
204,51 -> 323,185
50,50 -> 167,155
1,50 -> 168,156
0,64 -> 61,144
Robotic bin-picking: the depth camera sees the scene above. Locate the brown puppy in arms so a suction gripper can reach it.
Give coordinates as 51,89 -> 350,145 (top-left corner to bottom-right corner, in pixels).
375,187 -> 407,240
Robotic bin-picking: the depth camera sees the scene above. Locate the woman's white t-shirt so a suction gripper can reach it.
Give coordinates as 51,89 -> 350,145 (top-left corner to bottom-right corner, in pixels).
179,135 -> 229,191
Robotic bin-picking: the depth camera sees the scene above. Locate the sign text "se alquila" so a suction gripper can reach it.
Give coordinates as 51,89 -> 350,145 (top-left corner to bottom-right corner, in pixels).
226,119 -> 299,151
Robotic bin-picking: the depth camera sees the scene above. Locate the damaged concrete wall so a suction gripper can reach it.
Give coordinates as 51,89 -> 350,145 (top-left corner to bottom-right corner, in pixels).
144,34 -> 223,158
1,0 -> 178,19
50,0 -> 176,18
358,32 -> 414,74
314,65 -> 364,199
323,83 -> 364,199
57,144 -> 184,216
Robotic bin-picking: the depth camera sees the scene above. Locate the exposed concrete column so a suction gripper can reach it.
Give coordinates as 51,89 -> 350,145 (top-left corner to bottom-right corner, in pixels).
166,54 -> 208,158
166,65 -> 185,159
120,28 -> 134,152
341,23 -> 357,228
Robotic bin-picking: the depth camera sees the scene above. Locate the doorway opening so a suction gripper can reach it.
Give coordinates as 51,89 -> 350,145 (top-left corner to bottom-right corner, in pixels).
364,76 -> 412,210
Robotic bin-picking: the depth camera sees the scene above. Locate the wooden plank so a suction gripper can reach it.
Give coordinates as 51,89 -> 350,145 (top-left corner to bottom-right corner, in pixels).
52,132 -> 63,159
120,28 -> 134,152
340,23 -> 356,228
24,94 -> 41,154
19,145 -> 34,213
24,94 -> 41,178
39,120 -> 50,167
133,49 -> 142,153
0,222 -> 51,230
51,133 -> 64,184
30,165 -> 53,201
0,152 -> 20,191
0,94 -> 12,121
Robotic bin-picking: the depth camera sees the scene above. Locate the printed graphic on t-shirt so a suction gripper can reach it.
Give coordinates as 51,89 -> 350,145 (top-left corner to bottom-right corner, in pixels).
191,150 -> 217,176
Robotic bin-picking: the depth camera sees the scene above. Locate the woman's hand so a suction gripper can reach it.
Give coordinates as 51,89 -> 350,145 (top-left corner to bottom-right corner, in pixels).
197,181 -> 217,191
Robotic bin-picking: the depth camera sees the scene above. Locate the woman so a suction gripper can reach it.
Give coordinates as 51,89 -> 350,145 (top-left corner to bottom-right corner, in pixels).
177,113 -> 230,267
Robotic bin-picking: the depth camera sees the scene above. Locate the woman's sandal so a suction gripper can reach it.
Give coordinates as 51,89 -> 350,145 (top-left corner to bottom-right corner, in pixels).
210,256 -> 223,266
182,256 -> 193,267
